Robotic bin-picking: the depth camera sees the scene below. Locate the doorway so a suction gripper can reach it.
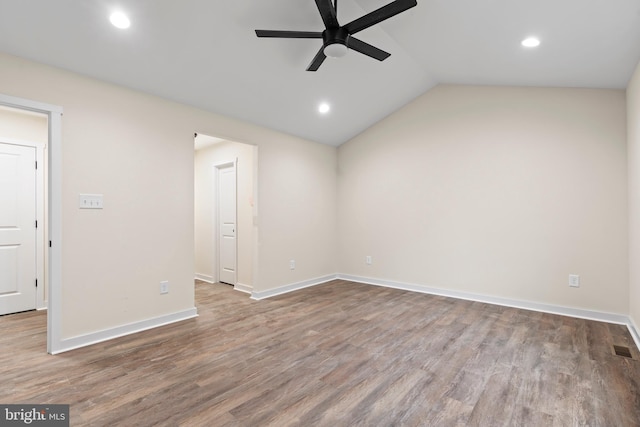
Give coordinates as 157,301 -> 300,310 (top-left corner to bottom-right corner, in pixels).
194,133 -> 257,294
0,141 -> 39,315
216,162 -> 237,285
0,93 -> 63,354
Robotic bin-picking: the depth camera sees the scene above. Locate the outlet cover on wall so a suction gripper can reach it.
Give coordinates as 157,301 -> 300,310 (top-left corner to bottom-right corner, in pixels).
289,260 -> 295,270
365,256 -> 372,265
569,275 -> 580,288
160,280 -> 169,294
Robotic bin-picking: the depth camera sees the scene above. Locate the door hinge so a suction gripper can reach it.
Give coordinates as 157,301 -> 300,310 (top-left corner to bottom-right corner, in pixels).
35,279 -> 38,288
49,240 -> 52,248
35,220 -> 38,228
35,160 -> 38,170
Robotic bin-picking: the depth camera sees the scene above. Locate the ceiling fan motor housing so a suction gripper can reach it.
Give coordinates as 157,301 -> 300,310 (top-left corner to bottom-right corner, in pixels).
323,27 -> 349,57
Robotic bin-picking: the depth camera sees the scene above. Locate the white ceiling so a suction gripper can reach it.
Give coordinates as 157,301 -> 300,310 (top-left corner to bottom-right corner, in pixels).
1,0 -> 639,146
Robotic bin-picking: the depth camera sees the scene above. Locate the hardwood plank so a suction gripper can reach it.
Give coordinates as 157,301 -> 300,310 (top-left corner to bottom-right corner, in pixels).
0,279 -> 638,425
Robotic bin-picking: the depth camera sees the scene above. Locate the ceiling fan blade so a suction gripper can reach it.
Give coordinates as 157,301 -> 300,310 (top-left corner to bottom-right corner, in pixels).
314,0 -> 339,29
347,37 -> 390,61
306,47 -> 327,71
344,0 -> 417,35
255,30 -> 323,38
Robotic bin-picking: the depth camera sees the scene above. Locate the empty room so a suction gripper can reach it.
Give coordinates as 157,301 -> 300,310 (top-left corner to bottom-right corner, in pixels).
1,0 -> 639,425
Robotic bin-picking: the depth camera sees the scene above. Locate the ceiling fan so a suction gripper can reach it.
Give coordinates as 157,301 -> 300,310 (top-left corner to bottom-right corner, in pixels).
255,0 -> 418,71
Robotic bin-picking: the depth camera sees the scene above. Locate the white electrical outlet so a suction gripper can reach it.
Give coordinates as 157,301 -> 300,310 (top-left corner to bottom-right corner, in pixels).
160,280 -> 169,294
569,274 -> 580,288
365,256 -> 372,265
289,260 -> 295,270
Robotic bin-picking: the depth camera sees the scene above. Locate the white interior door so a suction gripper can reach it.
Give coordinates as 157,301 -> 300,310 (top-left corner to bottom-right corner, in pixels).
0,142 -> 36,315
218,163 -> 236,285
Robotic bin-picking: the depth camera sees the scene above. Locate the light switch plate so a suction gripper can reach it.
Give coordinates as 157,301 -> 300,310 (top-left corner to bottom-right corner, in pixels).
79,194 -> 103,209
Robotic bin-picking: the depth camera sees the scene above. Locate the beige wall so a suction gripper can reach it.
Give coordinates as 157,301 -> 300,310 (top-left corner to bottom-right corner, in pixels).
0,105 -> 48,143
195,140 -> 255,287
1,47 -> 632,345
0,52 -> 337,339
257,136 -> 337,288
338,85 -> 628,314
628,61 -> 640,329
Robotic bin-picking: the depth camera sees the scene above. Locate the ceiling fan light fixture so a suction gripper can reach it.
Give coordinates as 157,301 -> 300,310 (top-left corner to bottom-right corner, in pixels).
324,43 -> 348,58
255,0 -> 417,71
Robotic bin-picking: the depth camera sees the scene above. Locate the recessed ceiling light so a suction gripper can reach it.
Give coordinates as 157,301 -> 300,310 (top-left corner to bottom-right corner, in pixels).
110,11 -> 131,29
521,37 -> 540,48
318,103 -> 330,114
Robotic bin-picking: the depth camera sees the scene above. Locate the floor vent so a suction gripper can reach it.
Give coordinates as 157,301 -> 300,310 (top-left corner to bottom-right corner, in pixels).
613,345 -> 633,359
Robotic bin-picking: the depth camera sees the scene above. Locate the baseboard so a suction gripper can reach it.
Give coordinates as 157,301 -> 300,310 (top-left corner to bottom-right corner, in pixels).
337,274 -> 630,326
234,270 -> 640,350
51,308 -> 198,355
251,274 -> 338,300
195,273 -> 214,283
234,283 -> 253,294
628,317 -> 640,352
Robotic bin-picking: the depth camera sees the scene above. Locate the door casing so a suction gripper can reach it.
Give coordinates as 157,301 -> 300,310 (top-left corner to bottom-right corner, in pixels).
0,93 -> 63,354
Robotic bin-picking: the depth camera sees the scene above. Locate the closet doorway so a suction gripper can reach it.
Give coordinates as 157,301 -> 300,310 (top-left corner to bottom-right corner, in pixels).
194,134 -> 257,294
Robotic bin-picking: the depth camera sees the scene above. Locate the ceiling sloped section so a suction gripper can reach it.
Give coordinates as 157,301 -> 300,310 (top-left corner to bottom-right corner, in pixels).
0,0 -> 638,146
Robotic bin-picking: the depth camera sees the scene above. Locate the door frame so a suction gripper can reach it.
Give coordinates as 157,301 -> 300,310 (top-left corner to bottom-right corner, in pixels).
0,93 -> 63,354
0,137 -> 46,311
213,159 -> 237,285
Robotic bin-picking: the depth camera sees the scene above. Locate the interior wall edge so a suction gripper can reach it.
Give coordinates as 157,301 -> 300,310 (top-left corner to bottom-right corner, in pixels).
629,317 -> 640,354
250,274 -> 339,300
234,283 -> 253,294
51,307 -> 198,355
627,58 -> 640,351
194,274 -> 214,284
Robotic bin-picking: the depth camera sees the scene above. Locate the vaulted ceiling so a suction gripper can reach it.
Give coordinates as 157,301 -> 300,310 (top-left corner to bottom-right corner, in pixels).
1,0 -> 639,146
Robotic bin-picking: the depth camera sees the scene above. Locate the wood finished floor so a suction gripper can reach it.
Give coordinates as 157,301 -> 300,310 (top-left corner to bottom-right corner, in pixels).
1,279 -> 639,426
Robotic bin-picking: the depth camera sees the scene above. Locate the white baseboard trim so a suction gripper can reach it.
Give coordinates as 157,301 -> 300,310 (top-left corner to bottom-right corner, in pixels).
628,317 -> 640,352
195,273 -> 214,283
251,274 -> 338,300
52,307 -> 198,355
232,271 -> 640,350
337,274 -> 630,326
234,283 -> 253,294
